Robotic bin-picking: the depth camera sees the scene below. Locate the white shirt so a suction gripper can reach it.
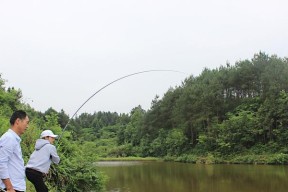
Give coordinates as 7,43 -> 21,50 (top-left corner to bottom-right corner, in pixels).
0,129 -> 26,191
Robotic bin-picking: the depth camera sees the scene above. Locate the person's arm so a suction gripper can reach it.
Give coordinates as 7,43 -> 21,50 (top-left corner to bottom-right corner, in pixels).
50,145 -> 60,164
1,179 -> 15,192
0,138 -> 15,192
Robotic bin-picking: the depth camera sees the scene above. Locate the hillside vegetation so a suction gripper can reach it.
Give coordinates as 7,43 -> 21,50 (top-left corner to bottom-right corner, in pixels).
1,52 -> 288,190
0,78 -> 106,191
66,52 -> 288,164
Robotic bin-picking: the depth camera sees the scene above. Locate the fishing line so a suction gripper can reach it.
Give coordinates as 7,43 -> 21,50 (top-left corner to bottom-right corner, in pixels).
56,69 -> 185,145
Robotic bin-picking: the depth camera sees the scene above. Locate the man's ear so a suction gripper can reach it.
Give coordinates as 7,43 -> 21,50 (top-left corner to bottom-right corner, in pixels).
15,118 -> 20,124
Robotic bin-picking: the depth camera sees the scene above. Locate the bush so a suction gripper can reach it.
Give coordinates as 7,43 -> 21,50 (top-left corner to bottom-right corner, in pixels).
175,154 -> 198,163
230,153 -> 288,164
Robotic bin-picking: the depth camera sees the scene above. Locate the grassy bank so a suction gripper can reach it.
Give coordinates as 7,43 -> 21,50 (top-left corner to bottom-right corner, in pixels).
165,153 -> 288,165
97,157 -> 160,161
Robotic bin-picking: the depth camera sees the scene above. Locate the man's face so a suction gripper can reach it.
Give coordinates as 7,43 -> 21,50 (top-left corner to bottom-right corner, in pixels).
16,116 -> 29,135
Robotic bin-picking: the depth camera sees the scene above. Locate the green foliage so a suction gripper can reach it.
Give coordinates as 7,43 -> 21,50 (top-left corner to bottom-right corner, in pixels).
61,52 -> 288,164
48,153 -> 107,192
174,154 -> 198,163
216,110 -> 258,154
267,153 -> 288,164
165,129 -> 187,155
174,153 -> 223,164
0,75 -> 107,191
230,153 -> 288,164
0,115 -> 10,135
3,52 -> 288,192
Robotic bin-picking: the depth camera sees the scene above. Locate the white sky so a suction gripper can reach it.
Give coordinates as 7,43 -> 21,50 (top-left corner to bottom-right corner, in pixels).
1,0 -> 288,117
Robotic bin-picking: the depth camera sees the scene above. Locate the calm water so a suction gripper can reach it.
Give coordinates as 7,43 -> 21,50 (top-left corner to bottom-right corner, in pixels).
96,161 -> 288,192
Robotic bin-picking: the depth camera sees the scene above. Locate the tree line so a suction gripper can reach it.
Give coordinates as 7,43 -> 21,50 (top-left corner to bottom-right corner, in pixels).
66,52 -> 288,163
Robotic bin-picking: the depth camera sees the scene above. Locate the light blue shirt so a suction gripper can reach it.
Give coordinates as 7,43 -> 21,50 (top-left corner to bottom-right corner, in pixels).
0,129 -> 26,191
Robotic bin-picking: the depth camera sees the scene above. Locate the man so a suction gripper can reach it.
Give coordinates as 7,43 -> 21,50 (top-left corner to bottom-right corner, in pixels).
26,130 -> 60,192
0,110 -> 29,192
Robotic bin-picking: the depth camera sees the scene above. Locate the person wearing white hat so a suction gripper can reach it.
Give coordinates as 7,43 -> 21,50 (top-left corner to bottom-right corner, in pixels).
25,130 -> 60,192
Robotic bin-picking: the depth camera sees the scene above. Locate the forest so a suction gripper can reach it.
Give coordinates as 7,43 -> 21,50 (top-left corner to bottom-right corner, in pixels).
1,52 -> 288,191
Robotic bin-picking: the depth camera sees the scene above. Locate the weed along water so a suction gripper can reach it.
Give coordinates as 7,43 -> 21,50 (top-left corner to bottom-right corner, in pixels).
96,161 -> 288,192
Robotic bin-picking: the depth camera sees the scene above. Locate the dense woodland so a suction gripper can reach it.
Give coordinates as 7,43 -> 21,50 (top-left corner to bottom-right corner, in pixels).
1,52 -> 288,191
67,52 -> 288,163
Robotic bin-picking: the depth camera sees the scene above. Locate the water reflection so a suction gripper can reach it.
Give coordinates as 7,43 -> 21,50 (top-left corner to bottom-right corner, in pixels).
96,161 -> 288,192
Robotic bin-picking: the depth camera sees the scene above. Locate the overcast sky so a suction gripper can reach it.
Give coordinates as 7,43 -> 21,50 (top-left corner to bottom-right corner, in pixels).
1,0 -> 287,117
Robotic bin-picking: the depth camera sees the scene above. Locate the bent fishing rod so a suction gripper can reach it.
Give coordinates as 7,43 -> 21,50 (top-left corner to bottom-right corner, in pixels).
55,69 -> 185,146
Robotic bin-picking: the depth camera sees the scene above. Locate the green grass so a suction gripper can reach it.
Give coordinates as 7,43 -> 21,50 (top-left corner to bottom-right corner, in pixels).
97,156 -> 160,161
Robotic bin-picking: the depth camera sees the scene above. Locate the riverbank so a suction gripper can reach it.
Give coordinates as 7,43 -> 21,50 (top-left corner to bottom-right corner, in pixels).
97,153 -> 288,165
168,153 -> 288,165
97,157 -> 160,161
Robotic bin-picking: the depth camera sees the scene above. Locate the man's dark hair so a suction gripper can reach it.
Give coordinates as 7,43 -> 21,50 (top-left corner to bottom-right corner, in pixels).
10,110 -> 27,125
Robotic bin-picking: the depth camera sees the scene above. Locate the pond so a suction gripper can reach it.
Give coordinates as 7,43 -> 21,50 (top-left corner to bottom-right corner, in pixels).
96,161 -> 288,192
